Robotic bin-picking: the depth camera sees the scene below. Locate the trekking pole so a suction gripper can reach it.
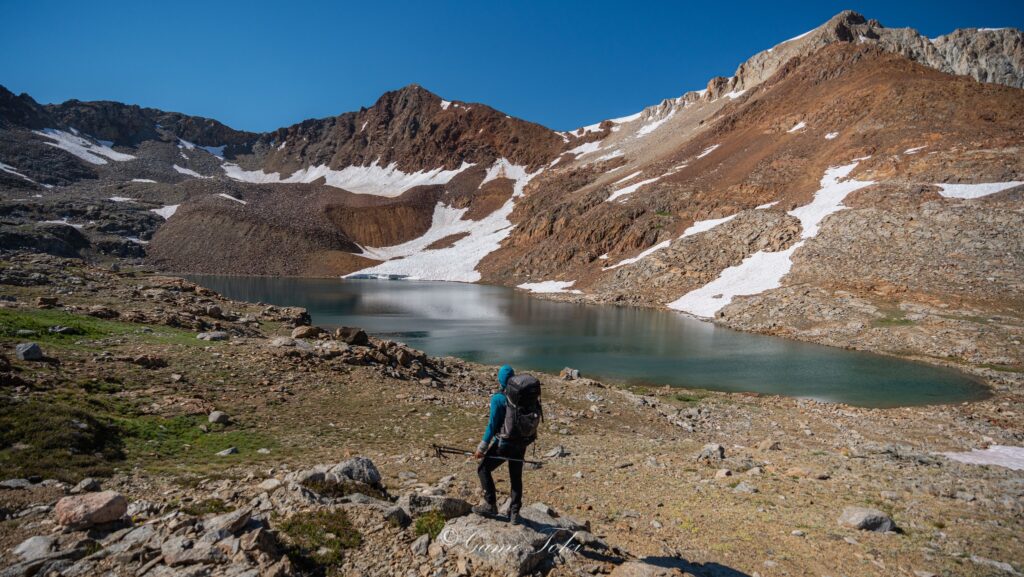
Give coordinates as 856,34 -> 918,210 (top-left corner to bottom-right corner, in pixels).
431,444 -> 544,467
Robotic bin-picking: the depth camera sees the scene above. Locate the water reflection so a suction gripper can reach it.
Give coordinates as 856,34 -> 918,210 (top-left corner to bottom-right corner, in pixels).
186,276 -> 987,408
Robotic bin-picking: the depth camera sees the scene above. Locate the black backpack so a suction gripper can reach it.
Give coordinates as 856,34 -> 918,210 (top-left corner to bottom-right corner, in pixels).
500,374 -> 543,444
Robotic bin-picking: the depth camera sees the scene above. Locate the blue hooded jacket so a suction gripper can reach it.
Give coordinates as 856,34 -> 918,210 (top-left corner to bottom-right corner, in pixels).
481,365 -> 514,446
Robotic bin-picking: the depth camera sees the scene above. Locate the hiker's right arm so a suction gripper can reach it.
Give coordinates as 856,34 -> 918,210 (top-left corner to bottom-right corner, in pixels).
476,394 -> 505,456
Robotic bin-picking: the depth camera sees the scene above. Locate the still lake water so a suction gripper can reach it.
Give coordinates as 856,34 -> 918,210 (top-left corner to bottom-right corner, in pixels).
187,276 -> 987,408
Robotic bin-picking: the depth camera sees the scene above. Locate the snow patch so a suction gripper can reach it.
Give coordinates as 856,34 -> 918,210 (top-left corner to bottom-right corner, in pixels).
151,204 -> 179,220
440,100 -> 452,110
756,201 -> 779,209
603,240 -> 671,270
201,145 -> 226,158
680,214 -> 738,238
636,109 -> 675,136
668,160 -> 874,317
604,211 -> 740,270
938,446 -> 1024,471
131,178 -> 157,183
221,160 -> 474,197
108,196 -> 133,202
177,138 -> 196,150
935,181 -> 1023,199
39,218 -> 84,229
566,141 -> 602,157
606,176 -> 661,202
724,89 -> 746,100
825,132 -> 839,140
613,170 -> 643,185
34,128 -> 135,165
517,280 -> 582,294
591,150 -> 624,163
787,121 -> 807,133
217,193 -> 247,205
904,146 -> 927,155
696,144 -> 719,159
0,162 -> 46,187
173,165 -> 209,178
346,160 -> 541,282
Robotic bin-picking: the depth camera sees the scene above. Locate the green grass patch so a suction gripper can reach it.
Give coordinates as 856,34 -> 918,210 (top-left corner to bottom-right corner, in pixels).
671,393 -> 706,405
279,510 -> 361,575
414,510 -> 446,540
655,210 -> 672,217
0,307 -> 210,350
0,395 -> 124,482
117,414 -> 275,467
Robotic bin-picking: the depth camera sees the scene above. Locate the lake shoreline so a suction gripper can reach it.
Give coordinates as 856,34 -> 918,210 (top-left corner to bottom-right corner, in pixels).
183,274 -> 992,408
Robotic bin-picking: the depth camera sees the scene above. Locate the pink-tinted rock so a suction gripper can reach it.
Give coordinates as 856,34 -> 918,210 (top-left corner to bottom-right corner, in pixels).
55,490 -> 127,528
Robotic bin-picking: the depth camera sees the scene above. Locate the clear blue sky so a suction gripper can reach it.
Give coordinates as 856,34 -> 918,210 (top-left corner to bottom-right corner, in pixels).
1,0 -> 1021,132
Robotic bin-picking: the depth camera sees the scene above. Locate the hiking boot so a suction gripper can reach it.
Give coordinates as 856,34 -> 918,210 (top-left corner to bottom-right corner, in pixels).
508,511 -> 521,525
472,501 -> 497,516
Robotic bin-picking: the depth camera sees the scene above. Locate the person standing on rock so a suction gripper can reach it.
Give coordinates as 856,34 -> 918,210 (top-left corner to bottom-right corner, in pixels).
473,364 -> 543,524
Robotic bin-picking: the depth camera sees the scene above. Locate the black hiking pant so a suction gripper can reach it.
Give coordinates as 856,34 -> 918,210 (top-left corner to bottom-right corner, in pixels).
478,440 -> 527,515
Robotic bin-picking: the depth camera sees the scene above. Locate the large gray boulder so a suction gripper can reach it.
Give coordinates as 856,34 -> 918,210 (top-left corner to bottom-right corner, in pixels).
328,456 -> 382,487
838,506 -> 897,532
436,515 -> 553,576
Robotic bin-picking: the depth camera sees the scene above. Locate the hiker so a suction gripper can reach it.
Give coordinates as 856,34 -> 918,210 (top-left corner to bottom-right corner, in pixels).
473,364 -> 542,524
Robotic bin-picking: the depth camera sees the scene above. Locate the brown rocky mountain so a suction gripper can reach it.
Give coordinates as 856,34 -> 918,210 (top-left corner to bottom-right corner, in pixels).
1,10 -> 1022,372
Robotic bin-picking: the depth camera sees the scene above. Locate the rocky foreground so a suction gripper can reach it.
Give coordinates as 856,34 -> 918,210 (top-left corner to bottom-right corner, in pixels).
1,254 -> 1022,576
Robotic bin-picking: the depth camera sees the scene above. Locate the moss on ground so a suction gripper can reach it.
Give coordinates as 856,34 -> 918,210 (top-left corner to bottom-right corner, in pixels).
279,510 -> 361,575
0,395 -> 124,482
414,510 -> 446,539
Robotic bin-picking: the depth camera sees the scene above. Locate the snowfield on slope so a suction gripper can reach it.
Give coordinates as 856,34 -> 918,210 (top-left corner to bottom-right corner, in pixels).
938,446 -> 1024,471
151,205 -> 180,219
346,159 -> 540,282
935,181 -> 1023,199
517,280 -> 582,294
34,128 -> 135,165
221,160 -> 474,197
668,160 -> 875,318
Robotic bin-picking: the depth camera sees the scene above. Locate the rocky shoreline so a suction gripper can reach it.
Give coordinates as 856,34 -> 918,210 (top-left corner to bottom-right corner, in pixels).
1,254 -> 1022,576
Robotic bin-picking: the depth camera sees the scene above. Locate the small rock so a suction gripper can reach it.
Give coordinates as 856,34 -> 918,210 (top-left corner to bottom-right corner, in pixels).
544,445 -> 567,458
838,506 -> 897,532
208,411 -> 230,425
196,331 -> 229,341
216,447 -> 238,457
410,534 -> 430,557
696,443 -> 725,463
258,478 -> 283,493
559,367 -> 580,380
335,327 -> 369,346
71,478 -> 101,494
269,337 -> 296,348
715,469 -> 732,479
257,448 -> 271,455
0,478 -> 32,489
791,530 -> 805,537
13,535 -> 56,561
757,439 -> 781,451
733,481 -> 758,494
15,342 -> 44,361
291,325 -> 323,339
